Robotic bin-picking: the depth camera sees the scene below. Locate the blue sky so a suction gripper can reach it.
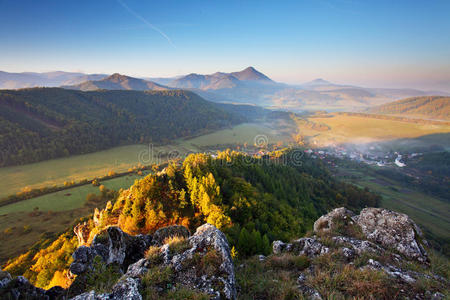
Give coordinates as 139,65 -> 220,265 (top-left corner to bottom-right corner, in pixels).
1,0 -> 449,90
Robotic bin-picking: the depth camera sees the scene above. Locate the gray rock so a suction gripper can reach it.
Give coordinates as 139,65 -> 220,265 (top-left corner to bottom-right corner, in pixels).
356,208 -> 428,262
272,240 -> 286,254
70,246 -> 94,275
313,207 -> 355,234
126,258 -> 149,278
0,268 -> 12,289
431,292 -> 445,300
365,259 -> 416,283
0,275 -> 49,300
184,223 -> 237,300
107,226 -> 128,265
272,237 -> 329,258
332,236 -> 382,256
110,277 -> 142,300
70,276 -> 141,300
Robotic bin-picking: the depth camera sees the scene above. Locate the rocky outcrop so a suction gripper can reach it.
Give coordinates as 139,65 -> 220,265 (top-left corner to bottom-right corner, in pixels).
273,238 -> 329,258
0,273 -> 66,300
70,226 -> 152,277
67,223 -> 236,299
313,207 -> 355,233
312,207 -> 429,263
125,223 -> 237,299
355,208 -> 428,262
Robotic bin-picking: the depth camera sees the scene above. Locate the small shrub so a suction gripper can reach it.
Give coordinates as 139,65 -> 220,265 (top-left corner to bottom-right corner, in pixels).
82,256 -> 122,294
164,236 -> 191,254
141,266 -> 174,299
145,246 -> 163,265
142,265 -> 173,287
198,249 -> 222,277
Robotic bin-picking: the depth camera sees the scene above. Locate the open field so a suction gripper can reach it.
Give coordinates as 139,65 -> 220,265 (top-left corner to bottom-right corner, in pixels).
0,172 -> 150,214
1,121 -> 296,199
335,165 -> 450,245
297,114 -> 450,147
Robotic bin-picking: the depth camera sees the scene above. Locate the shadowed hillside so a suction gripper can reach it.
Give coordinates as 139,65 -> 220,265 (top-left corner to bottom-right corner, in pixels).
0,88 -> 244,167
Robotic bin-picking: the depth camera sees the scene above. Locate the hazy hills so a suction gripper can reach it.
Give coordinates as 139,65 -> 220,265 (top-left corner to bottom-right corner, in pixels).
367,96 -> 450,121
1,68 -> 448,111
0,71 -> 106,89
0,88 -> 245,166
62,73 -> 170,91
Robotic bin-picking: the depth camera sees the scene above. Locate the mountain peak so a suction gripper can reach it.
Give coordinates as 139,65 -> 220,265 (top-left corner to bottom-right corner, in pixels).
304,78 -> 332,86
231,66 -> 272,81
106,73 -> 130,82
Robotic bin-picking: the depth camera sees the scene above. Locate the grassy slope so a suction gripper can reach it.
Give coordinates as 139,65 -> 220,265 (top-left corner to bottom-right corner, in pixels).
368,96 -> 450,121
298,114 -> 450,146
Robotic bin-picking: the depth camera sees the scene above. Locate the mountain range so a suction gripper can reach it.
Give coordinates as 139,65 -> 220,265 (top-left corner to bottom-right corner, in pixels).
0,71 -> 106,89
1,67 -> 448,111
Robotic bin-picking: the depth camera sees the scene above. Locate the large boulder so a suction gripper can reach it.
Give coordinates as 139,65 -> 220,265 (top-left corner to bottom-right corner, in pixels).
313,207 -> 355,234
355,208 -> 428,262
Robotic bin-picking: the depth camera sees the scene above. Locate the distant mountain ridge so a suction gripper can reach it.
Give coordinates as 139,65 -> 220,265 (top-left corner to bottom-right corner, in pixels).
62,73 -> 170,91
170,66 -> 273,90
2,68 -> 448,111
367,96 -> 450,121
0,71 -> 107,89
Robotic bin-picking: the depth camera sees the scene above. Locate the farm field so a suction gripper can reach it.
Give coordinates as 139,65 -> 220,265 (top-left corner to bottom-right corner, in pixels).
0,172 -> 150,214
298,114 -> 450,147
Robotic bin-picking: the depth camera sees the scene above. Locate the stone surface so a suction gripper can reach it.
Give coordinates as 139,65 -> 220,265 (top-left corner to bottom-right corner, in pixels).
70,246 -> 94,275
313,207 -> 355,233
179,223 -> 236,300
332,236 -> 382,256
356,208 -> 428,262
272,237 -> 329,257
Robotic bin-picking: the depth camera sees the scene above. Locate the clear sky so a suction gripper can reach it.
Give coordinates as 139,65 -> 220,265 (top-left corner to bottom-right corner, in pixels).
1,0 -> 449,91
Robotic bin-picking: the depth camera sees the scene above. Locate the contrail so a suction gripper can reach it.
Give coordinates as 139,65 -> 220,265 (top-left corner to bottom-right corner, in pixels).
117,0 -> 176,48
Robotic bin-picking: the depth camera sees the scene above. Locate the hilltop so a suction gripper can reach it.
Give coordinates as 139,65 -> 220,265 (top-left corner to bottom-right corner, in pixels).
0,88 -> 244,167
0,149 -> 448,299
367,96 -> 450,121
62,73 -> 170,91
1,150 -> 381,291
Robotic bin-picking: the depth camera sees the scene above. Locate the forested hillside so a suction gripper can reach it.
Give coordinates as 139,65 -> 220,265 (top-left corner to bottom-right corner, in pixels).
3,149 -> 381,289
0,88 -> 244,167
368,96 -> 450,120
